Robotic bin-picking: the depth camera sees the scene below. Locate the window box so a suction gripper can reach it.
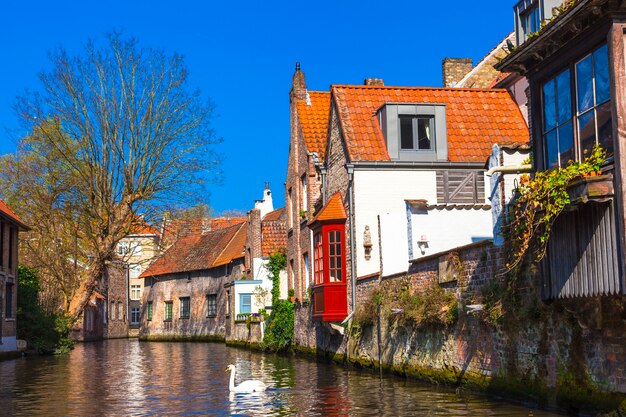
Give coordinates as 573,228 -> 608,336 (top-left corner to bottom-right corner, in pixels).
567,173 -> 614,205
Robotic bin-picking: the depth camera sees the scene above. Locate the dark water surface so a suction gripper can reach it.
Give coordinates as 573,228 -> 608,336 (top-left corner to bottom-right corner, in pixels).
0,339 -> 563,416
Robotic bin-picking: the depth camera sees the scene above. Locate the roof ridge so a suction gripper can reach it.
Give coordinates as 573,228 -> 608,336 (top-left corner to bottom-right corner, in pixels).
332,84 -> 508,93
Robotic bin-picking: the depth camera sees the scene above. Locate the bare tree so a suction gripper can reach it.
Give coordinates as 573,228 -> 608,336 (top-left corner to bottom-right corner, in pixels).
1,34 -> 219,321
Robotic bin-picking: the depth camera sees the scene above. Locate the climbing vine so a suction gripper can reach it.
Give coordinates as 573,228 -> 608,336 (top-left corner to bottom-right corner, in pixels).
504,145 -> 606,272
263,249 -> 293,351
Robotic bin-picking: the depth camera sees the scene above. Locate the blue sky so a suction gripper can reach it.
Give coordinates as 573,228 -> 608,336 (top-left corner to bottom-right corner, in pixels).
0,0 -> 516,214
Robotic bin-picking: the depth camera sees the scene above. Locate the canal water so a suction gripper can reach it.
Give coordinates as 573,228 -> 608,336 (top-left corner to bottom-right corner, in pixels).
0,339 -> 563,416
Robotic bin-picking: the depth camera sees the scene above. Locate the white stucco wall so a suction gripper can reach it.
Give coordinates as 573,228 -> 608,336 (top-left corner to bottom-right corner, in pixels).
353,170 -> 437,278
407,208 -> 493,260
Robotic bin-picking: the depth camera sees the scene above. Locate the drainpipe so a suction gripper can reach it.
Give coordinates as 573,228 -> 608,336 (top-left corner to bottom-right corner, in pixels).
346,164 -> 356,313
485,164 -> 532,177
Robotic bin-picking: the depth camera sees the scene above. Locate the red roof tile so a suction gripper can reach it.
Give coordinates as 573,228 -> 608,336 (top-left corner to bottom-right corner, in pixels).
141,222 -> 246,277
296,91 -> 330,158
331,85 -> 528,163
0,199 -> 28,230
261,207 -> 287,257
311,192 -> 347,224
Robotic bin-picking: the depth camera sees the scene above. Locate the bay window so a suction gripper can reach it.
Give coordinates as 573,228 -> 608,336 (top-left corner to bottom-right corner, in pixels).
311,223 -> 347,322
542,44 -> 612,169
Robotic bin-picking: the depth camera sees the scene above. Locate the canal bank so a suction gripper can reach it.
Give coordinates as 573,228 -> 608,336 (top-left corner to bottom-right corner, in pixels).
291,243 -> 626,417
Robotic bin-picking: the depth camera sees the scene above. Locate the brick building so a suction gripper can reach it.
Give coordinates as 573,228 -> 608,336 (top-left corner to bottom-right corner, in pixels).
285,63 -> 330,304
139,222 -> 246,340
0,200 -> 28,354
286,70 -> 528,351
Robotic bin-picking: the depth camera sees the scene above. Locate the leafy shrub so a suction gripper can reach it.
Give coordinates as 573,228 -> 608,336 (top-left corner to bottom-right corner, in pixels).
17,266 -> 73,354
263,299 -> 294,351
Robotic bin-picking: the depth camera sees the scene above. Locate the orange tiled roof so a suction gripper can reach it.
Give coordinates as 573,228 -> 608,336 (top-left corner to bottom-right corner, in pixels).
261,207 -> 287,257
296,91 -> 330,158
311,192 -> 347,223
141,222 -> 246,278
0,199 -> 28,230
161,216 -> 246,248
331,85 -> 528,163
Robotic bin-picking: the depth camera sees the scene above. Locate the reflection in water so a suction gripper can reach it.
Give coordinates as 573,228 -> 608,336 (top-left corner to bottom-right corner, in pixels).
0,339 -> 563,416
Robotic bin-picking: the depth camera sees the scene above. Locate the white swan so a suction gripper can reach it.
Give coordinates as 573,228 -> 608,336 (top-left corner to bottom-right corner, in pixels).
225,364 -> 268,393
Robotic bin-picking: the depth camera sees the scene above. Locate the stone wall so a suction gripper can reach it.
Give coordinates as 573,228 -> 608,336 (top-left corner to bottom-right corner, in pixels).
295,240 -> 626,411
140,260 -> 243,340
230,320 -> 263,344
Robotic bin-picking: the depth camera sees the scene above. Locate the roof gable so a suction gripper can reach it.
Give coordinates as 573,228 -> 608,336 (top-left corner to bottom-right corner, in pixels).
331,85 -> 528,163
311,192 -> 347,224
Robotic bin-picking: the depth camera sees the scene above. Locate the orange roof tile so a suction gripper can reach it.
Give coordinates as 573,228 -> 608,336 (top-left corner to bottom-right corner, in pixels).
296,91 -> 330,158
161,216 -> 246,248
141,222 -> 246,277
262,207 -> 284,222
331,85 -> 528,163
0,199 -> 28,230
261,207 -> 287,257
311,192 -> 347,224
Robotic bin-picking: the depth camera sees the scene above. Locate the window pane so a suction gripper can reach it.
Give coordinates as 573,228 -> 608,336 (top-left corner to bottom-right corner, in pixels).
330,257 -> 336,269
400,117 -> 414,150
545,130 -> 559,169
543,79 -> 557,131
335,270 -> 342,282
579,110 -> 596,157
530,7 -> 540,33
556,70 -> 571,124
558,121 -> 574,166
417,118 -> 432,150
336,244 -> 341,256
594,44 -> 610,104
596,101 -> 613,155
576,55 -> 594,113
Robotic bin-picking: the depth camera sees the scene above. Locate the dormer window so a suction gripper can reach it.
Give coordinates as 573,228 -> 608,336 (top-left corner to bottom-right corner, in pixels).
378,104 -> 447,162
400,116 -> 433,151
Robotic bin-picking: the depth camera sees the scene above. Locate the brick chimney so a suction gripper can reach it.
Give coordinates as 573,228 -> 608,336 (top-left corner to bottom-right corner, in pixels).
364,78 -> 384,86
290,62 -> 307,102
442,58 -> 473,87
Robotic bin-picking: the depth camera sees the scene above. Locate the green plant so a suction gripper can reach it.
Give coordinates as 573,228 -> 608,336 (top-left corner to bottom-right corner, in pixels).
299,210 -> 307,219
504,145 -> 606,272
266,250 -> 286,306
262,249 -> 293,351
263,299 -> 294,351
16,266 -> 74,354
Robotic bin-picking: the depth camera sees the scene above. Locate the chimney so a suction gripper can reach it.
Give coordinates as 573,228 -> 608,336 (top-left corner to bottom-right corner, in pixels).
442,58 -> 473,87
290,62 -> 307,102
364,78 -> 384,86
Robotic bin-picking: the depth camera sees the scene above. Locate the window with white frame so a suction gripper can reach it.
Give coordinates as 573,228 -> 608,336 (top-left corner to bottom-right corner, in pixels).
303,252 -> 310,286
117,241 -> 130,256
130,284 -> 141,300
239,293 -> 251,314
